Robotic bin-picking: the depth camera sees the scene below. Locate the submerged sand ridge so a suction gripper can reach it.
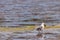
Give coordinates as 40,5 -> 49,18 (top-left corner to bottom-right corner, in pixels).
0,28 -> 60,40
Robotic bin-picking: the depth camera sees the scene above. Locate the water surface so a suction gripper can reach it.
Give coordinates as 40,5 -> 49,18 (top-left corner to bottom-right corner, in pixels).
0,0 -> 60,26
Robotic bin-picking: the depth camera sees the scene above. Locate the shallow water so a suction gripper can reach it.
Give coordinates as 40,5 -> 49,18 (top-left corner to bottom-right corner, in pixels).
0,29 -> 60,40
0,0 -> 60,26
5,32 -> 60,40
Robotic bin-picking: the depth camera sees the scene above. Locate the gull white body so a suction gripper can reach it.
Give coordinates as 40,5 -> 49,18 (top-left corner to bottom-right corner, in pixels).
40,23 -> 45,31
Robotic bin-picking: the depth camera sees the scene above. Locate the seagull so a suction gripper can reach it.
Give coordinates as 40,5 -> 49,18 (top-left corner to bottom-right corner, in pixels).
35,22 -> 46,38
36,22 -> 46,32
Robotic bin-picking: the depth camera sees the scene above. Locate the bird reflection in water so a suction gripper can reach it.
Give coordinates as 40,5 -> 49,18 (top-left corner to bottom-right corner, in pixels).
36,32 -> 45,40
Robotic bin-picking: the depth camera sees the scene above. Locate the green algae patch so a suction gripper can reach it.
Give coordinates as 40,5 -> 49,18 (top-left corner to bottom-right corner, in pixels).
0,25 -> 60,32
